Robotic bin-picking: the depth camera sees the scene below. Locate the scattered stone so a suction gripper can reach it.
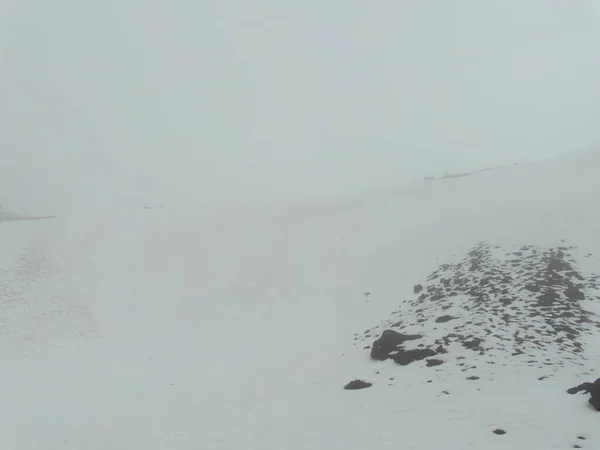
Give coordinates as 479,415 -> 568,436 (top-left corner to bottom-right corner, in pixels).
492,429 -> 506,435
414,284 -> 424,294
435,315 -> 454,323
463,338 -> 483,349
392,348 -> 436,366
435,345 -> 447,354
426,359 -> 444,367
344,379 -> 372,390
466,376 -> 480,380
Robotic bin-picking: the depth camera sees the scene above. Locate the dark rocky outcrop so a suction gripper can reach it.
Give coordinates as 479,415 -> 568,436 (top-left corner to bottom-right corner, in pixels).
392,348 -> 436,366
370,330 -> 422,361
435,315 -> 454,323
344,379 -> 372,390
356,242 -> 600,372
426,359 -> 444,367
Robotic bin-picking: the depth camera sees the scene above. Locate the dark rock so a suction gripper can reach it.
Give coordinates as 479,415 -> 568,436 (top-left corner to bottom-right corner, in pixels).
392,348 -> 436,366
435,345 -> 447,354
466,376 -> 480,380
565,286 -> 585,301
414,284 -> 424,294
492,429 -> 506,435
344,379 -> 372,390
426,359 -> 444,367
371,330 -> 422,361
462,338 -> 483,350
435,315 -> 454,323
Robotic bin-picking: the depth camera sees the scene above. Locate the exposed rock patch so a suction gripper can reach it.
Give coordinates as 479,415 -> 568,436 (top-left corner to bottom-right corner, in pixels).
370,330 -> 422,361
344,379 -> 372,390
435,315 -> 454,323
426,359 -> 444,367
356,242 -> 600,372
392,348 -> 437,366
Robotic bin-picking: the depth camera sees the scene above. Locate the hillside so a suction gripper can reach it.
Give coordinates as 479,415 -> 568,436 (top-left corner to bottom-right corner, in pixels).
0,211 -> 57,222
1,149 -> 600,449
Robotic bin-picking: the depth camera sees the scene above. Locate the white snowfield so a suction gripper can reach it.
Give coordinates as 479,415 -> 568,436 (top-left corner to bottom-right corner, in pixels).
2,149 -> 600,449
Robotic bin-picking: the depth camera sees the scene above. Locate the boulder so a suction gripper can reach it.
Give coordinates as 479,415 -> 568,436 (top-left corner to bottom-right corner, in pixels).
392,348 -> 436,365
370,330 -> 422,360
344,379 -> 372,390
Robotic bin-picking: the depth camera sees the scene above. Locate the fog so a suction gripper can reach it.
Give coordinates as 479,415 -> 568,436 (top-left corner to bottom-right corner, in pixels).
1,0 -> 600,215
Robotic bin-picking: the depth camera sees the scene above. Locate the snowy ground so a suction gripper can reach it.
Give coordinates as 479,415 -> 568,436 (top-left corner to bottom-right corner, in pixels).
2,149 -> 600,449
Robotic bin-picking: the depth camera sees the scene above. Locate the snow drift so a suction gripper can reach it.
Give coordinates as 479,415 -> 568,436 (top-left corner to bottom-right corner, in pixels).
2,148 -> 600,449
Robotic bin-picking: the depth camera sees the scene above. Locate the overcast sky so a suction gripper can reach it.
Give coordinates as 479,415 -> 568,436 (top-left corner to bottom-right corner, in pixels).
1,0 -> 600,214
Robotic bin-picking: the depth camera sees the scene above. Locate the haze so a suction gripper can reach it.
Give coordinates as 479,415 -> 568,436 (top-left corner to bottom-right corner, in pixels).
1,0 -> 600,215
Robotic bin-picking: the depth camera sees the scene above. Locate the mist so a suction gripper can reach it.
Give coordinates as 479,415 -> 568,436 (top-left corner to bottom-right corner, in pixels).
1,0 -> 600,215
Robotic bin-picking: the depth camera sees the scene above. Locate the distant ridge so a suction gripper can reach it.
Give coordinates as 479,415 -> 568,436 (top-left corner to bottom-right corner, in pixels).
0,211 -> 57,222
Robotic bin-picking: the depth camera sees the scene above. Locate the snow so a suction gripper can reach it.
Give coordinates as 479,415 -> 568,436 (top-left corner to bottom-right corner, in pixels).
2,149 -> 600,449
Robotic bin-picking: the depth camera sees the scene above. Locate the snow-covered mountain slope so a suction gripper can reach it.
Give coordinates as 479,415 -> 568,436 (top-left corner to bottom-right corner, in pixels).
2,149 -> 600,450
361,241 -> 600,370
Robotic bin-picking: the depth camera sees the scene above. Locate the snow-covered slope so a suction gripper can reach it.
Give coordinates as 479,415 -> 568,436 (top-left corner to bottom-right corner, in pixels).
2,149 -> 600,449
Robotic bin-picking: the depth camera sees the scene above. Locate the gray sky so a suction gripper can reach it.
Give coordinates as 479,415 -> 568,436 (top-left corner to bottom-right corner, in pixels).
1,0 -> 600,214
